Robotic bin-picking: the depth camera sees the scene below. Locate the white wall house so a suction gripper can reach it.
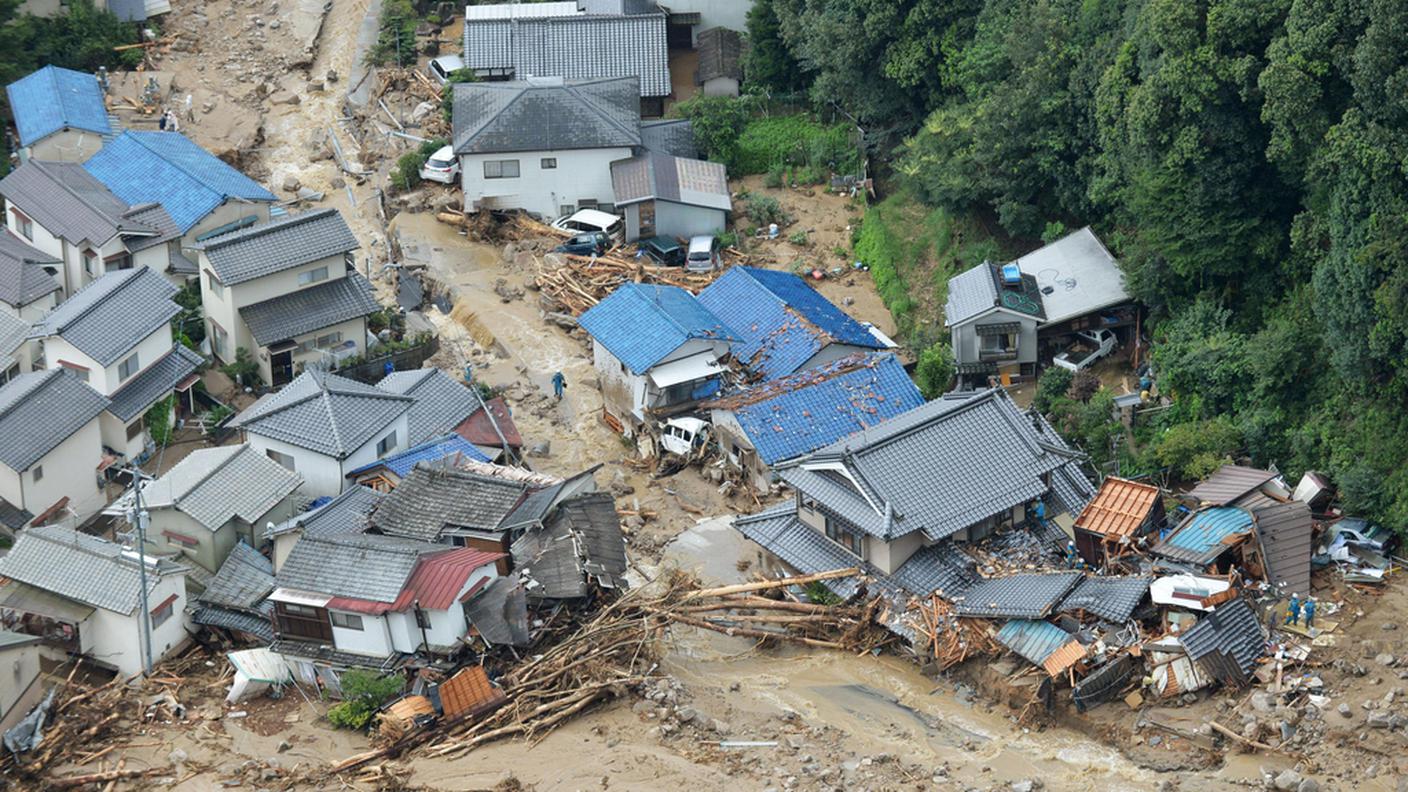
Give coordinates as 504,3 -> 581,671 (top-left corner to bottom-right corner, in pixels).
233,370 -> 412,498
452,77 -> 644,218
0,160 -> 182,297
28,268 -> 200,462
0,632 -> 43,733
578,282 -> 735,433
0,369 -> 110,529
0,526 -> 190,678
193,209 -> 378,387
270,533 -> 501,663
610,152 -> 731,242
119,444 -> 305,574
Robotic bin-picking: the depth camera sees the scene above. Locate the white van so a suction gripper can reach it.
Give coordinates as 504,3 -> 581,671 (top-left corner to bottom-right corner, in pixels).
428,55 -> 467,85
550,209 -> 625,247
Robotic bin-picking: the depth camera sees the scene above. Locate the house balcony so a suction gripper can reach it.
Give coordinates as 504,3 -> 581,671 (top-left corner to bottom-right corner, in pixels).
978,348 -> 1019,362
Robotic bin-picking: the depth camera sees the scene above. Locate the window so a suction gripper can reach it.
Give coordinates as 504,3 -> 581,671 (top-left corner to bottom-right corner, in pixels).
483,159 -> 520,179
205,270 -> 224,299
330,612 -> 364,631
105,253 -> 132,271
32,465 -> 42,482
541,157 -> 557,169
266,449 -> 296,471
83,249 -> 98,277
118,352 -> 140,382
560,204 -> 575,216
282,603 -> 317,617
126,418 -> 145,441
823,516 -> 863,557
316,331 -> 342,348
298,266 -> 329,286
210,321 -> 229,358
377,430 -> 398,456
10,208 -> 32,241
151,596 -> 176,627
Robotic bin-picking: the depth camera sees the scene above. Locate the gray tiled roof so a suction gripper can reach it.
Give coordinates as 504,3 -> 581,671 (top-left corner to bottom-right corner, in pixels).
512,492 -> 626,598
774,467 -> 887,537
1186,465 -> 1278,506
0,311 -> 29,359
377,368 -> 480,446
142,444 -> 303,532
238,271 -> 379,347
734,503 -> 862,599
944,262 -> 999,325
233,370 -> 411,458
192,605 -> 274,642
1180,597 -> 1265,686
0,160 -> 155,247
194,209 -> 359,286
0,497 -> 33,531
889,541 -> 978,599
369,465 -> 528,542
197,542 -> 274,610
29,268 -> 179,366
803,388 -> 1086,541
0,231 -> 61,310
121,203 -> 182,252
951,571 -> 1083,619
610,152 -> 731,210
0,525 -> 183,615
640,119 -> 697,159
265,484 -> 383,539
462,12 -> 670,97
452,78 -> 642,155
276,532 -> 438,603
464,577 -> 531,646
0,368 -> 108,471
1252,500 -> 1313,595
1059,576 -> 1151,623
696,27 -> 742,83
105,344 -> 202,422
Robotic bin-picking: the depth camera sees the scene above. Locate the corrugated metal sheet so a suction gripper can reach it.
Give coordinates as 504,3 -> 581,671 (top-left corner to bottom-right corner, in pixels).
1074,477 -> 1161,539
1253,501 -> 1313,595
1186,465 -> 1277,506
995,619 -> 1074,665
438,665 -> 505,718
1151,507 -> 1254,565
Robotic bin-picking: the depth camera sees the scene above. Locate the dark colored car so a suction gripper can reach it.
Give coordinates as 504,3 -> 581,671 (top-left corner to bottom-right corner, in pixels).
554,232 -> 608,256
638,236 -> 685,266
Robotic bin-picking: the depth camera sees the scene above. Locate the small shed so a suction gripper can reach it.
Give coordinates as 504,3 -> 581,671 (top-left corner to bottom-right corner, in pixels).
610,152 -> 731,242
1071,477 -> 1164,565
695,27 -> 742,96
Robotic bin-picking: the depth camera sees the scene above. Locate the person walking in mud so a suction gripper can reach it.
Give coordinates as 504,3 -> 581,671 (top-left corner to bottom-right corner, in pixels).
551,371 -> 566,402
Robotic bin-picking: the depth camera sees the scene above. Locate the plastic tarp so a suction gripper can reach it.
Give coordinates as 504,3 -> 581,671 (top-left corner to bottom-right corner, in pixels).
2,687 -> 55,756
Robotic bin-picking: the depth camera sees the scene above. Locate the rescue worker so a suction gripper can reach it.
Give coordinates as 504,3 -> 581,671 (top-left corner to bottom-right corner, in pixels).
1285,593 -> 1301,626
551,371 -> 566,401
1065,541 -> 1081,569
1303,597 -> 1317,630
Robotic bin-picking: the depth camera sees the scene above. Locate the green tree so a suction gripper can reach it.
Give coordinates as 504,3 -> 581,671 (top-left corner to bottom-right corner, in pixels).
914,340 -> 954,398
743,0 -> 809,93
326,671 -> 405,731
668,95 -> 752,169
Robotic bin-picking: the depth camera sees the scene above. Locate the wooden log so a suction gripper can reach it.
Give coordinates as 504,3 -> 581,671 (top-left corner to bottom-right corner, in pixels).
663,612 -> 847,649
682,568 -> 860,601
51,767 -> 161,789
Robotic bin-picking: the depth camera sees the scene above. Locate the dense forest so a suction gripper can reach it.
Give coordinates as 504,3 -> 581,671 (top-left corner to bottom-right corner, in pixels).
742,0 -> 1408,528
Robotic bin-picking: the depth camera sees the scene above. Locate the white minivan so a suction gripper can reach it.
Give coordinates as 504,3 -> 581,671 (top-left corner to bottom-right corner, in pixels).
686,235 -> 722,273
550,209 -> 625,247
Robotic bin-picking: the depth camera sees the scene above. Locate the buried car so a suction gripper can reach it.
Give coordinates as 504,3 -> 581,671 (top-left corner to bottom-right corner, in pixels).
419,144 -> 461,184
554,232 -> 608,256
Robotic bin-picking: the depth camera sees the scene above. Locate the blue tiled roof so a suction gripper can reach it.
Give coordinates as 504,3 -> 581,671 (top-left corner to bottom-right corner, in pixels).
84,132 -> 276,232
698,267 -> 886,380
5,66 -> 110,147
707,352 -> 923,465
1152,506 -> 1255,565
346,433 -> 490,478
995,619 -> 1077,666
578,282 -> 735,374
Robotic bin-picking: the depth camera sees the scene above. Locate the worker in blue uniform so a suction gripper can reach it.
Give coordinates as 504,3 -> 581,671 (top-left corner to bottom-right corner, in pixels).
1303,597 -> 1317,630
1284,593 -> 1301,626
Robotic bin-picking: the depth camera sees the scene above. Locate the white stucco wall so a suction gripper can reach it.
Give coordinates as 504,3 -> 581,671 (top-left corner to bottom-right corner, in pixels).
80,572 -> 189,677
0,417 -> 105,521
25,128 -> 104,164
459,147 -> 632,219
0,642 -> 42,732
180,199 -> 272,251
329,610 -> 395,657
245,412 -> 406,498
666,0 -> 753,36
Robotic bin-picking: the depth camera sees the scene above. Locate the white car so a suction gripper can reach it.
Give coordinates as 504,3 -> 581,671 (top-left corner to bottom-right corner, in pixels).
551,209 -> 625,246
428,55 -> 467,85
686,235 -> 722,273
419,144 -> 460,184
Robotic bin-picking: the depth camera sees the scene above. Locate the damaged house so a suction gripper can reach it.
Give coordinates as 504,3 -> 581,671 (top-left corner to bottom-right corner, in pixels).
579,282 -> 735,434
1071,476 -> 1165,568
737,387 -> 1094,606
191,542 -> 277,643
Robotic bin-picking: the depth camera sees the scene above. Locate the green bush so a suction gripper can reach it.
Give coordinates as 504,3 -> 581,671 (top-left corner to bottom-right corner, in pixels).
788,230 -> 808,246
144,395 -> 175,447
1034,367 -> 1073,413
716,231 -> 739,249
1150,417 -> 1243,480
440,68 -> 477,124
915,341 -> 954,399
220,348 -> 260,385
326,670 -> 405,731
734,116 -> 858,176
802,581 -> 842,606
744,195 -> 789,227
764,162 -> 785,188
368,0 -> 418,66
667,94 -> 753,168
390,138 -> 447,193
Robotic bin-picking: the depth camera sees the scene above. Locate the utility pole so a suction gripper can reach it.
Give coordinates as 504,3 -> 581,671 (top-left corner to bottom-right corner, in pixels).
464,365 -> 517,465
123,467 -> 155,676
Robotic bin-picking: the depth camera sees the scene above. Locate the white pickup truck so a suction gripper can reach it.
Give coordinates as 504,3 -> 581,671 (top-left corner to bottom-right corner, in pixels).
1052,329 -> 1117,372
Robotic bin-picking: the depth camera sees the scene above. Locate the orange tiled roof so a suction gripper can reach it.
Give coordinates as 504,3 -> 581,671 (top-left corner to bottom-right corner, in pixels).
1073,477 -> 1161,539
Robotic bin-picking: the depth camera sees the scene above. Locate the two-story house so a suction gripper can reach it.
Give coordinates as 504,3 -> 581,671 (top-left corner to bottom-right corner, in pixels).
945,227 -> 1134,383
0,369 -> 110,529
28,268 -> 201,461
452,77 -> 643,217
0,160 -> 186,294
193,209 -> 379,386
269,533 -> 503,667
3,65 -> 110,164
232,370 -> 411,498
84,131 -> 277,251
736,388 -> 1096,602
578,282 -> 735,434
697,266 -> 893,380
0,526 -> 189,677
0,233 -> 62,381
126,443 -> 305,575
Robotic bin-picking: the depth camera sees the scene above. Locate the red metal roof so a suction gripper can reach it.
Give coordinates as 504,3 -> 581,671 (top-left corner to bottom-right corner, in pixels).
454,397 -> 523,449
1074,477 -> 1161,538
392,547 -> 504,611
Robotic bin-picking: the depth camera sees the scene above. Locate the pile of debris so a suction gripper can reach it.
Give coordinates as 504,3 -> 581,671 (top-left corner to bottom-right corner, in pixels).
534,253 -> 723,315
332,568 -> 888,773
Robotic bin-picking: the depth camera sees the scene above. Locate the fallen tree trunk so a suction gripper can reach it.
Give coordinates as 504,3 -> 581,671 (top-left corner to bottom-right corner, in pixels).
682,568 -> 861,601
50,767 -> 162,789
